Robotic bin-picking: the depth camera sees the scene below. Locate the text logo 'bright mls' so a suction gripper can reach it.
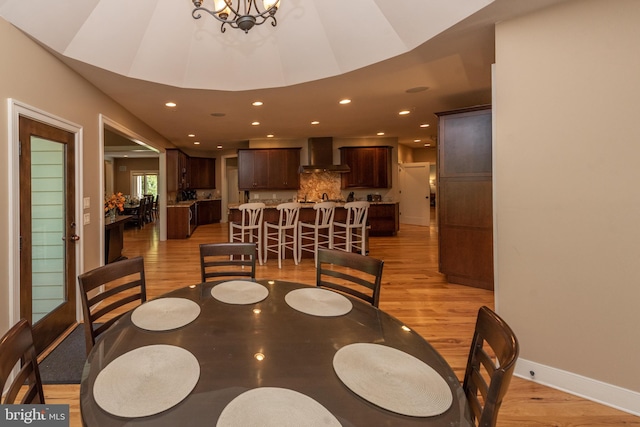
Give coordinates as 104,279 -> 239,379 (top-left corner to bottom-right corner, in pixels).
0,405 -> 69,426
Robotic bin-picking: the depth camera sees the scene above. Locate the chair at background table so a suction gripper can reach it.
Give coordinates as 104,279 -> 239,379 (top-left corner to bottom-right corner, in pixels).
200,242 -> 257,282
332,201 -> 369,255
463,306 -> 520,427
229,202 -> 265,265
128,196 -> 148,228
77,256 -> 147,355
298,201 -> 335,266
316,248 -> 384,307
0,319 -> 45,404
263,202 -> 301,268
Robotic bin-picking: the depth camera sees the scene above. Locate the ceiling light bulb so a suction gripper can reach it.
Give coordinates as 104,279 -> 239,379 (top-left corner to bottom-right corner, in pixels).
377,132 -> 385,136
339,99 -> 351,105
252,101 -> 263,106
252,121 -> 260,126
194,141 -> 201,145
420,123 -> 430,128
267,134 -> 274,138
311,121 -> 319,125
217,145 -> 223,149
263,0 -> 279,10
165,102 -> 177,107
414,139 -> 421,143
424,143 -> 431,147
188,134 -> 195,137
399,110 -> 411,115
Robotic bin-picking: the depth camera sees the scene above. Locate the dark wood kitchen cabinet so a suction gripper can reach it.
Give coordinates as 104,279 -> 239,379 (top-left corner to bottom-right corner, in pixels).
340,146 -> 392,189
167,149 -> 190,192
238,148 -> 300,190
197,199 -> 221,225
189,157 -> 216,189
436,105 -> 493,290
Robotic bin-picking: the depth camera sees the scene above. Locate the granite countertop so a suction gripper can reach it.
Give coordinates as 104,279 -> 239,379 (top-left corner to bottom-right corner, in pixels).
228,200 -> 397,209
167,199 -> 221,208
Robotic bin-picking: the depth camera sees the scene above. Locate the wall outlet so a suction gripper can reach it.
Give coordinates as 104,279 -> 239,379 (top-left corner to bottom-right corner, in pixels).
83,213 -> 90,225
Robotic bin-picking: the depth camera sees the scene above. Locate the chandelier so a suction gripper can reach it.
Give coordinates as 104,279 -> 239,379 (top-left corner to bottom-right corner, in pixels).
192,0 -> 280,34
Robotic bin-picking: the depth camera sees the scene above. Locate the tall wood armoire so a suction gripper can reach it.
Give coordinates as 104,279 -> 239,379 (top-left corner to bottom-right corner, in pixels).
436,105 -> 493,290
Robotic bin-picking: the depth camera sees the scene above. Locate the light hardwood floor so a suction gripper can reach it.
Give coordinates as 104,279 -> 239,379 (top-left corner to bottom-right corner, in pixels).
44,217 -> 640,427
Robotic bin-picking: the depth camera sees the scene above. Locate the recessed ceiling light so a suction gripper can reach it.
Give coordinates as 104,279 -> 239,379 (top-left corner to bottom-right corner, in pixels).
252,101 -> 263,106
267,134 -> 274,138
194,141 -> 200,145
406,86 -> 429,93
339,99 -> 351,105
420,123 -> 430,128
211,112 -> 226,117
377,132 -> 385,136
165,102 -> 177,107
414,139 -> 421,143
188,134 -> 195,137
252,121 -> 260,126
217,145 -> 223,149
311,121 -> 320,125
399,110 -> 411,116
424,143 -> 431,147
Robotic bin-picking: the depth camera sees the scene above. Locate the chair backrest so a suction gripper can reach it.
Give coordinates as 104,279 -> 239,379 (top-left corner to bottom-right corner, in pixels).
343,201 -> 369,227
312,201 -> 336,228
316,248 -> 384,307
238,202 -> 265,228
275,202 -> 300,228
200,242 -> 257,282
77,256 -> 147,355
463,306 -> 520,427
0,319 -> 45,404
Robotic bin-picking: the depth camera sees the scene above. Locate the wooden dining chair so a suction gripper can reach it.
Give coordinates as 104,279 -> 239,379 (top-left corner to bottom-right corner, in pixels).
77,256 -> 147,355
200,242 -> 257,282
0,319 -> 45,404
316,248 -> 384,307
463,306 -> 520,427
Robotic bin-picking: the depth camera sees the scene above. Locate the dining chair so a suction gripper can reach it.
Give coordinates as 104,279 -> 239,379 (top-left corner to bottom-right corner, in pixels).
200,242 -> 257,282
263,202 -> 301,268
151,194 -> 159,221
229,202 -> 265,265
0,319 -> 45,404
77,256 -> 147,355
316,248 -> 384,307
128,196 -> 147,228
463,306 -> 520,427
298,201 -> 336,267
332,201 -> 370,255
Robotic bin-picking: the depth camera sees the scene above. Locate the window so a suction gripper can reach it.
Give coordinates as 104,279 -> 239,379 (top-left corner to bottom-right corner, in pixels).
131,171 -> 158,199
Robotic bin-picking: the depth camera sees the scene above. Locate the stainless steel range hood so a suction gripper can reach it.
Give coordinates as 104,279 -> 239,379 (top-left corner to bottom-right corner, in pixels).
299,137 -> 350,173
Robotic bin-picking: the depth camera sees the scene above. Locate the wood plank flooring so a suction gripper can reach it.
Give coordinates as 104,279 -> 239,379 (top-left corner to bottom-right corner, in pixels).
43,218 -> 640,427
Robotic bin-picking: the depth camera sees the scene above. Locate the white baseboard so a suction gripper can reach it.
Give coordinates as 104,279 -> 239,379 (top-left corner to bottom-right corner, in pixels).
515,358 -> 640,416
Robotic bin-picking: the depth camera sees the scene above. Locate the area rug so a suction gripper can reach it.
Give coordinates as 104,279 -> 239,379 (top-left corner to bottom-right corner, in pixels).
40,324 -> 87,384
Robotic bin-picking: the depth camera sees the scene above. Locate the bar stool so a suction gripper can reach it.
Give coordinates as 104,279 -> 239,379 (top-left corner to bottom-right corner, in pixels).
229,202 -> 265,265
298,201 -> 335,266
332,201 -> 369,255
263,202 -> 301,268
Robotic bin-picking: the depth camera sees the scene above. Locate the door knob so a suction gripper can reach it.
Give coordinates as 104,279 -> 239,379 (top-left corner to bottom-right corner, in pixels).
63,234 -> 80,241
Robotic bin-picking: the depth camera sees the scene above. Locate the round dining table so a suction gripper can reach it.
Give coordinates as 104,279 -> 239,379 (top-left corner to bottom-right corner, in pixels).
80,280 -> 472,426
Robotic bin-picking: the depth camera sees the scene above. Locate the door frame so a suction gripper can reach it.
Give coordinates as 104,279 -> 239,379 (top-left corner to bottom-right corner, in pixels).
8,99 -> 84,326
100,115 -> 166,242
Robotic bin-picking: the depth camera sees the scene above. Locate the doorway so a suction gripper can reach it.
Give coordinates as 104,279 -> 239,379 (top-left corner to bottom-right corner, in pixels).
398,162 -> 431,227
18,115 -> 78,353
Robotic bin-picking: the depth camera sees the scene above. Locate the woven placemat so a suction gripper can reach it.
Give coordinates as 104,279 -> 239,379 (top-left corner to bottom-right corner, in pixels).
211,280 -> 269,305
216,387 -> 341,427
333,343 -> 453,417
284,288 -> 352,317
131,297 -> 201,331
93,344 -> 200,418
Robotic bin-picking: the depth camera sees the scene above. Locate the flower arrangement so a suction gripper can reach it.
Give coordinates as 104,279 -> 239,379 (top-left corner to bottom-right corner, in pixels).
104,192 -> 126,213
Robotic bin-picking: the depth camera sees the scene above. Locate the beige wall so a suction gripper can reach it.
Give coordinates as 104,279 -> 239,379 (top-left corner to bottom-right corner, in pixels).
0,18 -> 173,336
495,0 -> 640,396
113,157 -> 160,196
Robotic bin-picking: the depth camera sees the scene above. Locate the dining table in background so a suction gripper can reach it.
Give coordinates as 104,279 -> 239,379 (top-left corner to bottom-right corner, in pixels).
79,280 -> 472,426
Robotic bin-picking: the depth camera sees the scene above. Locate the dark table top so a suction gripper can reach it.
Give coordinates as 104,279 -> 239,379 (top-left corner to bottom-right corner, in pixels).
80,280 -> 471,426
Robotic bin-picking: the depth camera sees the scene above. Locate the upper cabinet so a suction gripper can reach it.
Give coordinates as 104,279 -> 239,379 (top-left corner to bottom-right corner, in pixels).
167,149 -> 190,192
238,148 -> 301,190
167,149 -> 216,192
189,157 -> 216,189
340,146 -> 392,189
